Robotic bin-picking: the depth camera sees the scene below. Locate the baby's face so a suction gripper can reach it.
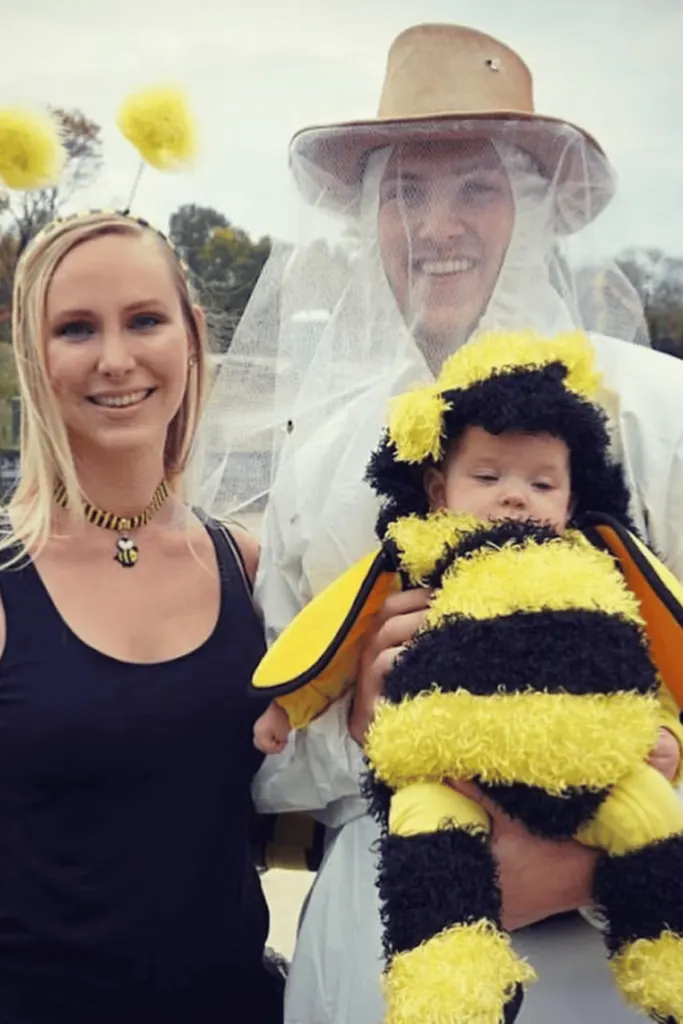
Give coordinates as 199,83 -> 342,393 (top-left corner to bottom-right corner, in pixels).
426,427 -> 572,533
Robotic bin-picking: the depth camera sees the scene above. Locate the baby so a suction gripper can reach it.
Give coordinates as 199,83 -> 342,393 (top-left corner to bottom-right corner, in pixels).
253,419 -> 680,778
252,329 -> 683,1022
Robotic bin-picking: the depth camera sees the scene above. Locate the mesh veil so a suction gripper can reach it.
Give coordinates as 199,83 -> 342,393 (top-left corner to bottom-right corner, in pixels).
190,119 -> 649,630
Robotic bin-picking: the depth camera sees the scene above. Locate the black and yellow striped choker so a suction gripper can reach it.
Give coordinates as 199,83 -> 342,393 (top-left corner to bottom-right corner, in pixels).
54,480 -> 170,567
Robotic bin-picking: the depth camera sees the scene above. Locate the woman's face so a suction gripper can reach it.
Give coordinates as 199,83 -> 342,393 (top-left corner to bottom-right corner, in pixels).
45,231 -> 193,465
378,138 -> 515,350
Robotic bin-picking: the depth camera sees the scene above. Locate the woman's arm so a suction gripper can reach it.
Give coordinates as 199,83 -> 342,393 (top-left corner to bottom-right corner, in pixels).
228,524 -> 260,587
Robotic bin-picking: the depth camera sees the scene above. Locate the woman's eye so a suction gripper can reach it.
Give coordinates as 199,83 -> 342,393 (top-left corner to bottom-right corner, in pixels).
130,313 -> 163,330
55,320 -> 93,340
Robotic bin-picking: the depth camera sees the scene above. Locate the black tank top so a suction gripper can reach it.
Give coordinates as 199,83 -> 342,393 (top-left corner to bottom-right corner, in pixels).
0,519 -> 280,1024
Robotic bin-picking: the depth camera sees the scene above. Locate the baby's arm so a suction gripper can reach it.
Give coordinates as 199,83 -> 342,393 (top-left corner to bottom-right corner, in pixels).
254,701 -> 291,755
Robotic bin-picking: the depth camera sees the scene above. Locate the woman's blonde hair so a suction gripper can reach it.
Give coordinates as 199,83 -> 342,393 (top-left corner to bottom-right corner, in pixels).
3,211 -> 207,561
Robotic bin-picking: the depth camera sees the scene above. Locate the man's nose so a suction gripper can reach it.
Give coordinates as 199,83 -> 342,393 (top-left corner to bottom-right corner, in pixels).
416,189 -> 467,241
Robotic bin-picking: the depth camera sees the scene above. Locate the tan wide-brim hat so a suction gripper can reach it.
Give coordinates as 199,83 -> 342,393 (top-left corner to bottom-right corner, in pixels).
289,24 -> 614,232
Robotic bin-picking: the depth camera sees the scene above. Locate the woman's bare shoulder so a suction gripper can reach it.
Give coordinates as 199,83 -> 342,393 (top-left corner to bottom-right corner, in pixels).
227,524 -> 260,586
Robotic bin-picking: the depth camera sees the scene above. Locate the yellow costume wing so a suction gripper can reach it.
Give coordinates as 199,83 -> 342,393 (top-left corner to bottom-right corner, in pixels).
251,549 -> 399,729
584,514 -> 683,711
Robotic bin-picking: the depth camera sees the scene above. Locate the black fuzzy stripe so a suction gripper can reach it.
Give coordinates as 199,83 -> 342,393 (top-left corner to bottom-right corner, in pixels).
385,610 -> 656,703
361,768 -> 393,830
377,828 -> 502,960
503,984 -> 525,1024
478,779 -> 608,839
594,835 -> 683,954
366,436 -> 431,539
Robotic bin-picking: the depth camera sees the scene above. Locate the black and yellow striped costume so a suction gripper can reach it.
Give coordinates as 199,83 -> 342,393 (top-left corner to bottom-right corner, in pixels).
253,330 -> 683,1023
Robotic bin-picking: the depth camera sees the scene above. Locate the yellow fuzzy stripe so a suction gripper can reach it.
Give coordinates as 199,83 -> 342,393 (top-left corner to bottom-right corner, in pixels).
383,919 -> 536,1024
366,690 -> 659,795
428,532 -> 644,627
436,328 -> 601,400
386,511 -> 480,585
611,931 -> 683,1019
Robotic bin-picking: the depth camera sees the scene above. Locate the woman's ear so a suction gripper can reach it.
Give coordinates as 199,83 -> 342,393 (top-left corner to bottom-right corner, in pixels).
424,467 -> 447,511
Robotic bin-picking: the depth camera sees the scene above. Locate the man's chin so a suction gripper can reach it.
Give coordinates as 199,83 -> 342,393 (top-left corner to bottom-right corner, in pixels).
411,316 -> 474,364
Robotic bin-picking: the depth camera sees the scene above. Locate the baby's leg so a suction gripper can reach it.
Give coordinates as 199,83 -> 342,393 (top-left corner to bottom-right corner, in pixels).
576,761 -> 683,1021
379,780 -> 534,1024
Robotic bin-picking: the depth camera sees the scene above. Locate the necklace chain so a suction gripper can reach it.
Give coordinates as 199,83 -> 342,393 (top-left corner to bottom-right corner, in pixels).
53,480 -> 170,567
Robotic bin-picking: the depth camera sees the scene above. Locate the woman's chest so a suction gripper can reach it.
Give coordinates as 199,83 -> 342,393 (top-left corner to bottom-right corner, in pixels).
0,619 -> 265,794
35,545 -> 223,664
0,539 -> 267,790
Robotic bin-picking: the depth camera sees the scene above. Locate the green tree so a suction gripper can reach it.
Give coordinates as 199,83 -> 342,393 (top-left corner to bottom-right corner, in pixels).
168,203 -> 229,275
169,204 -> 271,350
616,247 -> 683,357
0,342 -> 19,447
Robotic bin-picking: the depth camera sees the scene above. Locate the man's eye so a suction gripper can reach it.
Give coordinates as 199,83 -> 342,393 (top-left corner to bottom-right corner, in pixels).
462,179 -> 501,200
395,183 -> 424,206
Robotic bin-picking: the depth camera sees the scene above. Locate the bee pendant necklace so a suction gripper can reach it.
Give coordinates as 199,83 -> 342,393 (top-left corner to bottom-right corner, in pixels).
54,480 -> 170,568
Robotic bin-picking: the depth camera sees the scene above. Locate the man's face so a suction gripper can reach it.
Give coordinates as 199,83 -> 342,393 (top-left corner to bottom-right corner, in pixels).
377,139 -> 515,350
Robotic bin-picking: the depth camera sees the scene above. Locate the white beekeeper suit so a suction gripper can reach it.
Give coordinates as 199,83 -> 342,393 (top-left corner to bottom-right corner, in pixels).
195,23 -> 683,1024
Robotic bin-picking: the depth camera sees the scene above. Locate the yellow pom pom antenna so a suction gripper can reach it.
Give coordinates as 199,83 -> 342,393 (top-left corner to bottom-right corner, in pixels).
0,107 -> 65,190
117,85 -> 197,172
388,388 -> 449,464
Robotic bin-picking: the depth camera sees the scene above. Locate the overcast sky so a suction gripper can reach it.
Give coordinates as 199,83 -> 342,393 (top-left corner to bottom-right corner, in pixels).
2,0 -> 682,257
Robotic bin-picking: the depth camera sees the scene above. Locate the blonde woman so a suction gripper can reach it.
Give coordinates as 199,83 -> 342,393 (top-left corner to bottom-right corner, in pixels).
0,212 -> 281,1023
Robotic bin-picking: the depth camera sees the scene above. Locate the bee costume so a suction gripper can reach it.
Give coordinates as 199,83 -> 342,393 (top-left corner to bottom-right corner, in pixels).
253,329 -> 683,1023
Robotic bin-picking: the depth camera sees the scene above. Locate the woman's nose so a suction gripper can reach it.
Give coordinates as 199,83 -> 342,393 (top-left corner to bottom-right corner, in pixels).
97,330 -> 135,376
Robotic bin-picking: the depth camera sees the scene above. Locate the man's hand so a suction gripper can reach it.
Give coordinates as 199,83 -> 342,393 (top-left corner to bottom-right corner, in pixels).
447,779 -> 598,931
348,588 -> 430,745
648,726 -> 681,782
